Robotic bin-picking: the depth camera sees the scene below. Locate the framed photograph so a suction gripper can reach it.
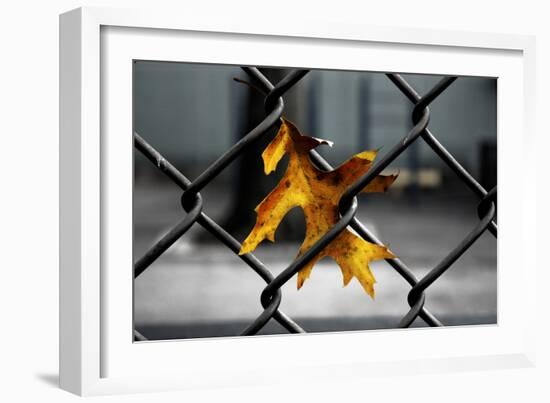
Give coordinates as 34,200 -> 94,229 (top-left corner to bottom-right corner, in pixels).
59,6 -> 537,396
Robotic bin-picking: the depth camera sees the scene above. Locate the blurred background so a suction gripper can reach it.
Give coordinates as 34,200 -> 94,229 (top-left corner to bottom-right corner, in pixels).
133,62 -> 497,340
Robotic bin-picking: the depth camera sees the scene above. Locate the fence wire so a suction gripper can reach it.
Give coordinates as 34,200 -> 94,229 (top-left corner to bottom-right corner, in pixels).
133,67 -> 497,340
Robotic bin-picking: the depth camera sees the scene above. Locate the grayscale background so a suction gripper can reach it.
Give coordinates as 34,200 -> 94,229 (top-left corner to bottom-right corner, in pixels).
133,62 -> 497,340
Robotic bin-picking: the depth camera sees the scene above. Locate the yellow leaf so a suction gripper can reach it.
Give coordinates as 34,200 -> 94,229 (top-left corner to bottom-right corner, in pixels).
239,119 -> 397,298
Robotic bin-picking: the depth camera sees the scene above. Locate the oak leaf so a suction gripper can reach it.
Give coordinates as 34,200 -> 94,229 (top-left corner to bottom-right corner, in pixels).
239,119 -> 397,298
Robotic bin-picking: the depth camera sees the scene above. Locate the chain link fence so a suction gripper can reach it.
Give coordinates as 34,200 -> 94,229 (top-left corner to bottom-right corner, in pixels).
133,67 -> 497,341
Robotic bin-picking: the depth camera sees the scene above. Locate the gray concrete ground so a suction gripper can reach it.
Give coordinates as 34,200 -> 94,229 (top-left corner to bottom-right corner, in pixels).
133,181 -> 497,340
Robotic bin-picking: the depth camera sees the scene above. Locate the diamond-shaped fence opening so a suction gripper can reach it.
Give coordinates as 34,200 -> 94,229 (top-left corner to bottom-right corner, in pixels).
133,67 -> 497,341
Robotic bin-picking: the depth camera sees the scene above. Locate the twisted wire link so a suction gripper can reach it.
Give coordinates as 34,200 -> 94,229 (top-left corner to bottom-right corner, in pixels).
245,76 -> 455,334
133,69 -> 309,340
308,153 -> 442,326
399,187 -> 497,327
133,67 -> 498,340
134,135 -> 204,278
387,74 -> 498,235
134,135 -> 305,337
384,74 -> 498,324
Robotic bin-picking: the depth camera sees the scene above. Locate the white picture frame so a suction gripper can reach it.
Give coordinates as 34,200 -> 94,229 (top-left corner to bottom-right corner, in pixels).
59,6 -> 537,396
